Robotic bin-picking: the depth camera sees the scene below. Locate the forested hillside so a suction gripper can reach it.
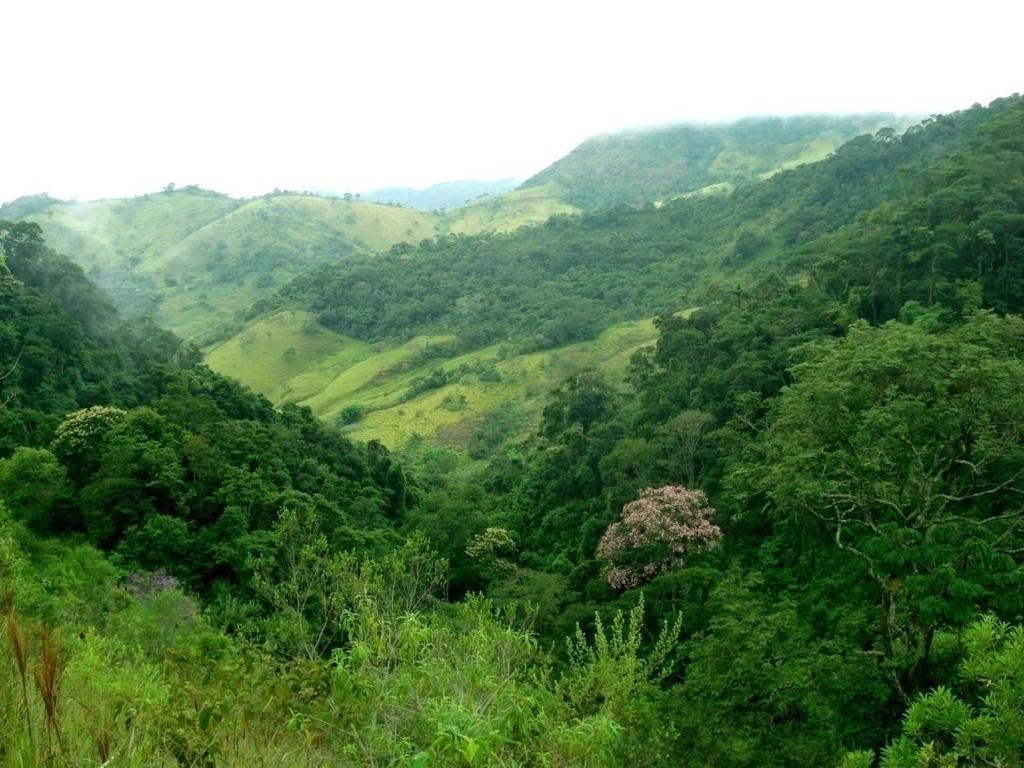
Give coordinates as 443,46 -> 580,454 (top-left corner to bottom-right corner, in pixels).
213,101 -> 999,469
520,114 -> 902,209
460,94 -> 1024,764
3,94 -> 1024,767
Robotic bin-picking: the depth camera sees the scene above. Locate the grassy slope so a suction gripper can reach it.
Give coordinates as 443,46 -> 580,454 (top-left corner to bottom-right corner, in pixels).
142,196 -> 442,338
345,318 -> 657,455
443,183 -> 579,234
205,314 -> 658,459
203,310 -> 361,396
26,189 -> 243,273
299,334 -> 457,418
146,195 -> 442,276
18,192 -> 450,340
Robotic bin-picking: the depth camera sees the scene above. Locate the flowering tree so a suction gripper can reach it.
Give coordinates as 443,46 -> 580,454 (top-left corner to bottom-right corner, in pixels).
50,405 -> 127,483
466,527 -> 517,579
598,485 -> 722,589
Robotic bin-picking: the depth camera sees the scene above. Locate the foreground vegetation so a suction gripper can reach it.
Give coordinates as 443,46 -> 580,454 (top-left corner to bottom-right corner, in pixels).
3,95 -> 1024,765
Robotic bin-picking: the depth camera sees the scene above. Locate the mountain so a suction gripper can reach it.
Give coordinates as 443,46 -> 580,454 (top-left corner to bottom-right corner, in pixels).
207,103 -> 1008,468
520,113 -> 904,209
1,188 -> 444,341
1,186 -> 579,342
364,178 -> 518,210
1,115 -> 900,344
4,94 -> 1024,766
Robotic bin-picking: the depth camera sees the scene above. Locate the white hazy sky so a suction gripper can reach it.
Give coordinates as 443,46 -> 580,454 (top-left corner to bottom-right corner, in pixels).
1,0 -> 1021,203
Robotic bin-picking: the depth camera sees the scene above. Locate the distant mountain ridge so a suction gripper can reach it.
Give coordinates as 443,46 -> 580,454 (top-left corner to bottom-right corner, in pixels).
1,113 -> 905,343
0,189 -> 446,341
364,178 -> 518,210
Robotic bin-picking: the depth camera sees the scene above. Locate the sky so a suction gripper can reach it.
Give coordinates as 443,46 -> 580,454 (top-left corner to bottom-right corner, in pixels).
2,0 -> 1021,203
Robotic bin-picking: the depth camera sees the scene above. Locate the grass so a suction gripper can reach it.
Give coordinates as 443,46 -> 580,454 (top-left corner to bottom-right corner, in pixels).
345,318 -> 657,460
272,341 -> 377,404
28,189 -> 242,273
443,183 -> 579,234
300,334 -> 457,418
143,197 -> 444,337
21,192 -> 451,342
204,310 -> 359,397
205,313 -> 659,463
143,196 -> 440,277
759,134 -> 847,180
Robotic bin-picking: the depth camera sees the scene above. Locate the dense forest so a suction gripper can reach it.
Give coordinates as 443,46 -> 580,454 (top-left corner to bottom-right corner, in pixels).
3,95 -> 1024,766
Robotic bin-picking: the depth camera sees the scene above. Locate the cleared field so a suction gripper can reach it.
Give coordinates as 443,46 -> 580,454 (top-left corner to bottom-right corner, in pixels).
204,310 -> 361,396
342,318 -> 658,455
206,311 -> 659,461
444,183 -> 579,234
300,335 -> 457,418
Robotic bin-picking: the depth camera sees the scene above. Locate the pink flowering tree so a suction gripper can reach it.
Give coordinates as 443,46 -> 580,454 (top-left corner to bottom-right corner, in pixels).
598,485 -> 722,589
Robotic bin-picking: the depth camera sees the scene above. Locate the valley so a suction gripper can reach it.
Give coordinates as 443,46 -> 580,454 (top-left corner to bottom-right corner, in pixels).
3,113 -> 891,346
205,309 -> 659,466
3,93 -> 1024,767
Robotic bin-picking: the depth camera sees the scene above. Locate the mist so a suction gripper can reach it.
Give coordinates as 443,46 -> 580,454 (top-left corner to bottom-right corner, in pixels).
2,0 -> 1021,203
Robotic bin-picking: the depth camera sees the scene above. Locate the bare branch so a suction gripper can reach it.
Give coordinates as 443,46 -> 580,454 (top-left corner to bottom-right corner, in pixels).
0,343 -> 25,382
937,466 -> 1024,504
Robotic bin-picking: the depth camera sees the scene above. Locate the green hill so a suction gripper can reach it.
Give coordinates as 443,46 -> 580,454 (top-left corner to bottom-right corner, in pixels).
216,100 -> 1017,468
5,95 -> 1024,767
3,189 -> 445,341
138,194 -> 443,339
443,182 -> 580,234
205,309 -> 659,462
520,114 -> 903,209
427,115 -> 901,235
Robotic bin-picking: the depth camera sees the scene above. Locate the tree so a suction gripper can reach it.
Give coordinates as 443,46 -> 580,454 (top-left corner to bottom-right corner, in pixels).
731,314 -> 1024,694
541,372 -> 616,439
465,527 -> 517,580
597,485 -> 722,589
50,406 -> 127,485
657,410 -> 714,485
678,572 -> 890,768
0,448 -> 70,532
842,616 -> 1024,768
251,504 -> 357,660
